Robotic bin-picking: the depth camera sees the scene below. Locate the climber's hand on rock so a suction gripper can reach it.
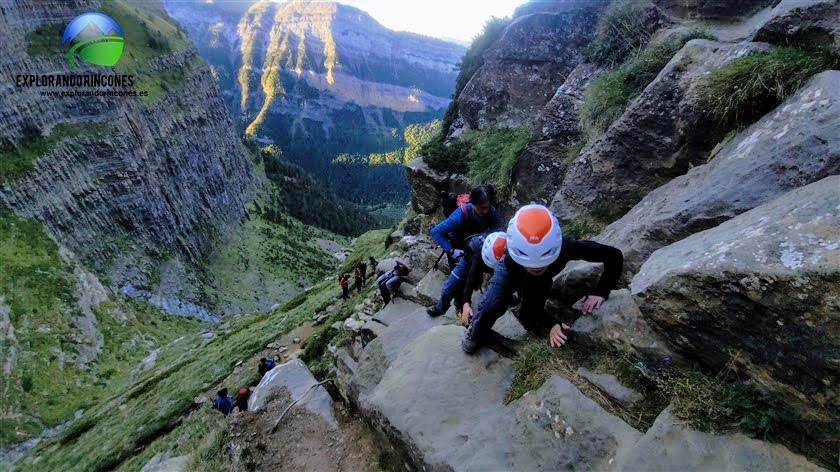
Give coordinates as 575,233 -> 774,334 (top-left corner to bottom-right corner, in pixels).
549,323 -> 570,348
581,295 -> 604,315
461,303 -> 473,324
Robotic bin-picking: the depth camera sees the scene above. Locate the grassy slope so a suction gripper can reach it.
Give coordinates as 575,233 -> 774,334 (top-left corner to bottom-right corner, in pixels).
200,199 -> 345,314
0,207 -> 202,448
16,228 -> 391,471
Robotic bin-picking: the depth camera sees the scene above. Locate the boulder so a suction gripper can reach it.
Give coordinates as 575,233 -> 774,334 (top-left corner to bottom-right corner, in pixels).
342,317 -> 365,333
613,407 -> 828,472
492,311 -> 535,342
404,269 -> 446,306
248,359 -> 336,427
576,367 -> 643,407
753,0 -> 840,54
551,40 -> 772,222
591,70 -> 840,276
570,289 -> 681,363
140,453 -> 190,472
364,325 -> 641,471
405,157 -> 471,215
654,0 -> 773,20
456,6 -> 604,131
631,176 -> 840,432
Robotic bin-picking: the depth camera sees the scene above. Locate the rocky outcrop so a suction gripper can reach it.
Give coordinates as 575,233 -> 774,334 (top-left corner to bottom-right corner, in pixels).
551,40 -> 772,222
405,157 -> 471,215
362,325 -> 642,471
0,1 -> 256,304
456,5 -> 605,131
613,407 -> 828,472
654,0 -> 774,20
754,0 -> 840,54
512,63 -> 601,206
576,368 -> 643,408
591,70 -> 840,275
570,289 -> 681,363
631,176 -> 839,433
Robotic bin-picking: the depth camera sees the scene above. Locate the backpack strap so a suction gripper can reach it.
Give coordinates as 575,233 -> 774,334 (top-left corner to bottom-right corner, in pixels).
459,202 -> 468,217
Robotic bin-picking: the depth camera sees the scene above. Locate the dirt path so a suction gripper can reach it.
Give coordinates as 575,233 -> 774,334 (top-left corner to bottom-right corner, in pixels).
228,389 -> 383,471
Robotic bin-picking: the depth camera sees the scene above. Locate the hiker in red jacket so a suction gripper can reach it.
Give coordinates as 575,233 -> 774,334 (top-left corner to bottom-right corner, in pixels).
338,273 -> 350,300
234,387 -> 251,412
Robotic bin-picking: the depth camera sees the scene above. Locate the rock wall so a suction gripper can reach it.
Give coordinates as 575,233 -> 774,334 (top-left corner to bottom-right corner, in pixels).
454,3 -> 606,131
632,176 -> 840,435
551,39 -> 772,221
0,0 -> 256,297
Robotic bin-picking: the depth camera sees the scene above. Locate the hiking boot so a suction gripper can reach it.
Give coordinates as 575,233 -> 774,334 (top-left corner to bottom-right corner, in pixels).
426,304 -> 446,317
461,325 -> 482,354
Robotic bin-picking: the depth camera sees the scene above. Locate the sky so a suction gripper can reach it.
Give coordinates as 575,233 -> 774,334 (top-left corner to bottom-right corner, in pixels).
329,0 -> 524,44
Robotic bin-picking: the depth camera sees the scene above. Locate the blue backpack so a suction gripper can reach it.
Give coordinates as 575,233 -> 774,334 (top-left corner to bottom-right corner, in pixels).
265,357 -> 276,369
214,395 -> 233,415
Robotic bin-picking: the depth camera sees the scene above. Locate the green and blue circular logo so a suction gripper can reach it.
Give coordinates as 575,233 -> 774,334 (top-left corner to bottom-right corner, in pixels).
62,13 -> 124,70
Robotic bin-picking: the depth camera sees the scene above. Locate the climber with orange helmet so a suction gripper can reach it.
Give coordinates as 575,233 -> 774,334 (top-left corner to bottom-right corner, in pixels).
455,231 -> 508,325
461,204 -> 623,354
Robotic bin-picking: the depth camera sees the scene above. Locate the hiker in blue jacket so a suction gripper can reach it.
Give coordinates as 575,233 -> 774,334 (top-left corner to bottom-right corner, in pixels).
213,388 -> 233,416
427,185 -> 501,317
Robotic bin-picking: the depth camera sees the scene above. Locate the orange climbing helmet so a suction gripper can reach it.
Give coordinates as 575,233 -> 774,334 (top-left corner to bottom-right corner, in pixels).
481,232 -> 508,268
506,204 -> 563,269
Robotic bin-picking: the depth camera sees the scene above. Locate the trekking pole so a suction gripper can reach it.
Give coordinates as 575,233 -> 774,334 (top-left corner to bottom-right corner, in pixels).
432,250 -> 445,271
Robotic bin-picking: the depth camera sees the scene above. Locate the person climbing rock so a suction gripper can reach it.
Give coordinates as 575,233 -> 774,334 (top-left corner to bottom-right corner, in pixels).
376,261 -> 410,306
354,266 -> 364,293
427,185 -> 501,316
234,387 -> 251,412
258,357 -> 275,378
427,231 -> 507,320
430,184 -> 501,275
213,388 -> 233,416
461,204 -> 623,354
458,231 -> 508,325
339,273 -> 350,300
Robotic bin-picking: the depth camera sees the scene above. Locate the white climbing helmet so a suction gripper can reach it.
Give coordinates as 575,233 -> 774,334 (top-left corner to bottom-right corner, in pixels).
506,204 -> 563,269
481,232 -> 507,268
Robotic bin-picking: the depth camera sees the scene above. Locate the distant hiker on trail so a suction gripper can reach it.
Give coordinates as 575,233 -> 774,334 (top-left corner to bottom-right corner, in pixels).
461,204 -> 623,355
376,261 -> 410,306
354,266 -> 364,293
339,273 -> 350,300
427,185 -> 501,316
357,261 -> 367,284
368,256 -> 378,278
213,388 -> 233,416
234,387 -> 251,412
258,357 -> 275,378
428,231 -> 508,320
430,185 -> 501,274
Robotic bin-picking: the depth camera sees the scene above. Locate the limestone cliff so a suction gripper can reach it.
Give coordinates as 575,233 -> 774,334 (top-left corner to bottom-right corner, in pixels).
0,0 -> 256,305
164,0 -> 464,202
